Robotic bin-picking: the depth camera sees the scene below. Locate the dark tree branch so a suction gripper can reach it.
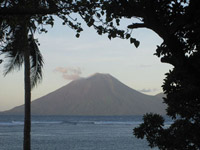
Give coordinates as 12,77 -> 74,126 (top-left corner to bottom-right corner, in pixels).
128,23 -> 147,29
0,7 -> 58,15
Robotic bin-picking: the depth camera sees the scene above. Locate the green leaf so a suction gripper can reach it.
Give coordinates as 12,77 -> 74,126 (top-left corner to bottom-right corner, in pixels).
134,40 -> 140,48
96,13 -> 101,18
76,33 -> 80,38
126,34 -> 130,39
116,18 -> 120,26
130,38 -> 140,48
101,11 -> 104,15
108,34 -> 112,40
130,38 -> 136,44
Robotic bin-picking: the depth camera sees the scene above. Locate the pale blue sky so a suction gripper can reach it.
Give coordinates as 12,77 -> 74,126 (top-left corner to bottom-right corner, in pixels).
0,18 -> 172,111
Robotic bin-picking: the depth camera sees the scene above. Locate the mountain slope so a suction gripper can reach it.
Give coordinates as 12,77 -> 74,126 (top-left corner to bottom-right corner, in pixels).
1,73 -> 166,115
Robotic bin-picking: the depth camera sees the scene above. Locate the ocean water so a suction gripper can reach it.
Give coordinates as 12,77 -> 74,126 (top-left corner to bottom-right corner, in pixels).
0,115 -> 171,150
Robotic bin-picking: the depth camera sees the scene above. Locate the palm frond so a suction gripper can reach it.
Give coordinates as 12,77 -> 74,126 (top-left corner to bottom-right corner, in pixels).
3,42 -> 24,76
1,25 -> 25,75
2,26 -> 44,89
29,36 -> 44,89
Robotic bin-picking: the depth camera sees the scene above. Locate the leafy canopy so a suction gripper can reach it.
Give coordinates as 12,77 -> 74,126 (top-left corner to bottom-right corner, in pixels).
73,0 -> 200,149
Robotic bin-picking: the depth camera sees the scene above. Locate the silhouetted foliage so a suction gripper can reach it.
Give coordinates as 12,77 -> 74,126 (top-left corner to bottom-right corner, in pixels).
0,1 -> 84,150
76,0 -> 200,149
1,1 -> 200,149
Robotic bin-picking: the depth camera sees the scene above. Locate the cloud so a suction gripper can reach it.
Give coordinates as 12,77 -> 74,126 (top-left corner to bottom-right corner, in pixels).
54,67 -> 68,73
139,88 -> 158,93
54,67 -> 82,81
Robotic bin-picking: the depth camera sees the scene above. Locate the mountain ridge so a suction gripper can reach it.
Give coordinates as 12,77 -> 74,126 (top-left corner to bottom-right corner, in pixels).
1,73 -> 166,115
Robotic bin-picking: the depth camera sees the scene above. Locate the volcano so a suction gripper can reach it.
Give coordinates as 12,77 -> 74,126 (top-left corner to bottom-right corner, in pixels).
1,73 -> 166,115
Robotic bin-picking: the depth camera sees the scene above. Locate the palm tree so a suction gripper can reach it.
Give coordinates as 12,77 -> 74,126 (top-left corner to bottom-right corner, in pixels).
2,23 -> 43,150
1,1 -> 84,149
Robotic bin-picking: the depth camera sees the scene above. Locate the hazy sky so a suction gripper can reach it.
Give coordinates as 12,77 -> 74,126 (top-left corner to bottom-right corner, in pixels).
0,18 -> 172,111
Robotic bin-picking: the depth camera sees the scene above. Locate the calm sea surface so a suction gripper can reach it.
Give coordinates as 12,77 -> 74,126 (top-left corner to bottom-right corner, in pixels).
0,115 -> 171,150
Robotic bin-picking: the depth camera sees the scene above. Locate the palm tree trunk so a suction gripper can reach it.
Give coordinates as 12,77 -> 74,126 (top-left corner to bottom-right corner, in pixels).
23,24 -> 31,150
